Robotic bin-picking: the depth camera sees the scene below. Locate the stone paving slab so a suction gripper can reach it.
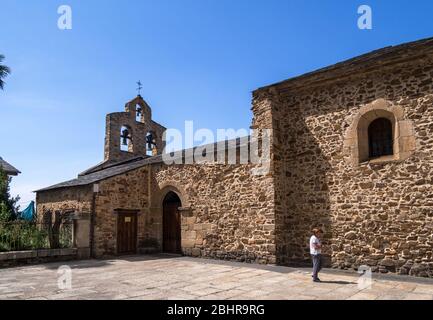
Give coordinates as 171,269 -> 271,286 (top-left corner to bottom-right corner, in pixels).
0,255 -> 432,300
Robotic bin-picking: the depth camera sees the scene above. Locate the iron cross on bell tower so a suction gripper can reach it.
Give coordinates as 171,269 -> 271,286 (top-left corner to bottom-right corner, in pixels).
136,80 -> 143,97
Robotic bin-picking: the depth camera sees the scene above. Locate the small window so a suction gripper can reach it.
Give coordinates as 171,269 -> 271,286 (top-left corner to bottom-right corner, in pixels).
344,99 -> 415,166
120,125 -> 133,152
368,118 -> 393,158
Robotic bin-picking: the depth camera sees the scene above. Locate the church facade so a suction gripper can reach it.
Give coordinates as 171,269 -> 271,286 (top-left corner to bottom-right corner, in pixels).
36,37 -> 433,277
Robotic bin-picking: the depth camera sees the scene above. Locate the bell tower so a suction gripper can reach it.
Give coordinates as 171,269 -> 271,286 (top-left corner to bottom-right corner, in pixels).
104,95 -> 166,163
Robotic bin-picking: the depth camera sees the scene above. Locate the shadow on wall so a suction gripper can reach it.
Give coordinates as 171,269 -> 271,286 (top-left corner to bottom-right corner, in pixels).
274,103 -> 332,268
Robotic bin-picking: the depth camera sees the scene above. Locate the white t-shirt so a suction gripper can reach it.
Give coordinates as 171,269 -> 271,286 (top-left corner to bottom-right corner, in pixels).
310,235 -> 321,255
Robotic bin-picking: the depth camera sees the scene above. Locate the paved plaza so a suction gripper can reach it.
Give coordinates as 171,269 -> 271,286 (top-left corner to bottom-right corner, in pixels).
0,255 -> 432,300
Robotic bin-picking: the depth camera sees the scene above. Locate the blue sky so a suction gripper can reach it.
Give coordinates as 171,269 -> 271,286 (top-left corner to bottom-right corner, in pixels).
1,0 -> 433,207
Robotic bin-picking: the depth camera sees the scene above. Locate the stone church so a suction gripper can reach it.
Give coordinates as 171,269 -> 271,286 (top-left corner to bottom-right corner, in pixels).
36,37 -> 433,277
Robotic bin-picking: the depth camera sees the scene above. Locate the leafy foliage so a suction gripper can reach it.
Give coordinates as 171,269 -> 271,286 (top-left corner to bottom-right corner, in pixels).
0,167 -> 20,222
0,220 -> 73,252
0,168 -> 73,252
0,222 -> 49,252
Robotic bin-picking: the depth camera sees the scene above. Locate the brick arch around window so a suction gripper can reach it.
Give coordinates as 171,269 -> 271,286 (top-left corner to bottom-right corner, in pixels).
344,99 -> 416,165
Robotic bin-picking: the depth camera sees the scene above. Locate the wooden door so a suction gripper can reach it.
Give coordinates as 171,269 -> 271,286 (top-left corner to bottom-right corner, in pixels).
117,211 -> 137,255
163,201 -> 181,254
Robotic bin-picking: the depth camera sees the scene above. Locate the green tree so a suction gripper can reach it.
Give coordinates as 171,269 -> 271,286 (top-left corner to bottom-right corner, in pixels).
0,54 -> 11,90
0,167 -> 20,221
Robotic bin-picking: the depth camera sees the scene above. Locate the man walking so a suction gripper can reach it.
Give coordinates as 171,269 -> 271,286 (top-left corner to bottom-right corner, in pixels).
310,228 -> 323,282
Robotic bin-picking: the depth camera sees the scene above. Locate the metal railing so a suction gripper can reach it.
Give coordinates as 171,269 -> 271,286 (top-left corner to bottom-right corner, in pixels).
0,221 -> 73,252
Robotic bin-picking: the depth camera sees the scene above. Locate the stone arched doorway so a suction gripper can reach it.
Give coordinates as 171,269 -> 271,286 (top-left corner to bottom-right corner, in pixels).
162,191 -> 182,254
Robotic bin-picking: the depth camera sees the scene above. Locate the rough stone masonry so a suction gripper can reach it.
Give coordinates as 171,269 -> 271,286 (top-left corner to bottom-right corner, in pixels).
36,37 -> 433,278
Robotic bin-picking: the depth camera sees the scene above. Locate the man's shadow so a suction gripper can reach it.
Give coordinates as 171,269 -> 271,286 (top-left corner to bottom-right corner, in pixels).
319,280 -> 357,285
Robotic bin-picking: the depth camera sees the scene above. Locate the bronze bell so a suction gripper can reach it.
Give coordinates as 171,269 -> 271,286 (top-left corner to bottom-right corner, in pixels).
146,133 -> 156,150
121,128 -> 130,146
136,106 -> 142,118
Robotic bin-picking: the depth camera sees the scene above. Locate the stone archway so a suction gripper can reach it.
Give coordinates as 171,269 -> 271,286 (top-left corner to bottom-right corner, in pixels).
152,182 -> 191,254
155,182 -> 190,209
162,191 -> 182,254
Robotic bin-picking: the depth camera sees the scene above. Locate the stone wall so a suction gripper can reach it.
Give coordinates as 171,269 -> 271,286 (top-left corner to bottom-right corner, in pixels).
36,185 -> 93,218
93,166 -> 150,256
0,248 -> 81,269
263,55 -> 433,277
149,160 -> 276,264
36,168 -> 151,258
38,148 -> 276,262
35,187 -> 92,259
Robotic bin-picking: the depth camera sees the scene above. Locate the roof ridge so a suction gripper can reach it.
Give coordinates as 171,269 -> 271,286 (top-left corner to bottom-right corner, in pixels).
35,137 -> 253,192
0,157 -> 21,176
255,36 -> 433,93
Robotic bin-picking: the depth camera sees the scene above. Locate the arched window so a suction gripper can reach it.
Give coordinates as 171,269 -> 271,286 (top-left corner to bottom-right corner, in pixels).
368,118 -> 393,158
120,125 -> 133,152
146,131 -> 157,156
344,99 -> 416,166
